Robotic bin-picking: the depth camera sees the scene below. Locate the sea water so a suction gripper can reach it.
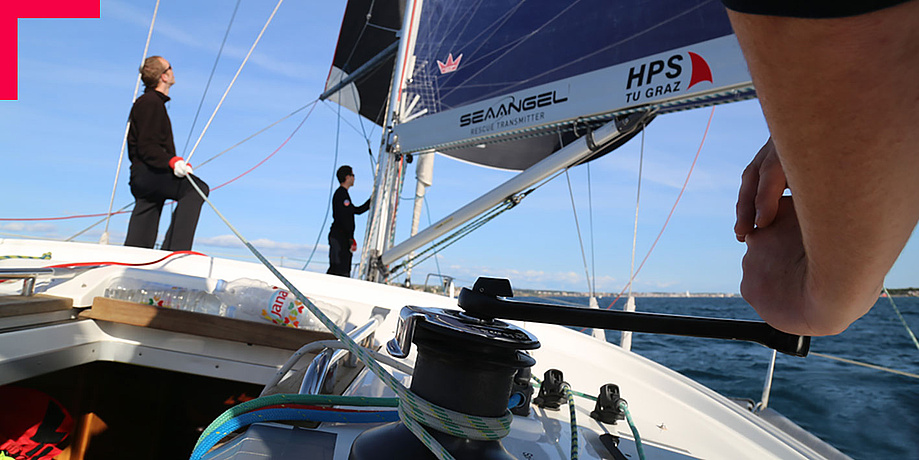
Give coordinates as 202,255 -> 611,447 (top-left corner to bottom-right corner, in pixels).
520,295 -> 919,459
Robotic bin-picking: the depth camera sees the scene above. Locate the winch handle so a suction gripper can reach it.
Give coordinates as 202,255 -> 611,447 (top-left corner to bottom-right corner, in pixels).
457,279 -> 810,358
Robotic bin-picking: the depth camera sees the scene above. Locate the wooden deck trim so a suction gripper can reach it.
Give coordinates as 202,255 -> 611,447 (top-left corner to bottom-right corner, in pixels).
80,297 -> 335,350
0,293 -> 73,318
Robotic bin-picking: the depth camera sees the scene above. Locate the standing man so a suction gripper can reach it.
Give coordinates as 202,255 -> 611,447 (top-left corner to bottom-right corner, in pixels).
124,56 -> 209,251
328,165 -> 370,277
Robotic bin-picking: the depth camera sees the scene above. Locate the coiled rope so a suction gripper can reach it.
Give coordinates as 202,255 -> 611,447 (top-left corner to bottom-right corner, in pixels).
191,394 -> 401,459
185,177 -> 510,460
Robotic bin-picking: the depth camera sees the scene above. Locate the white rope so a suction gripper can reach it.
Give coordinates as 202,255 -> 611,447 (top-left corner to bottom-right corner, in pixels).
882,287 -> 919,351
810,352 -> 919,380
185,175 -> 512,460
621,127 -> 645,350
260,340 -> 415,396
628,128 -> 645,300
186,0 -> 285,163
101,0 -> 161,244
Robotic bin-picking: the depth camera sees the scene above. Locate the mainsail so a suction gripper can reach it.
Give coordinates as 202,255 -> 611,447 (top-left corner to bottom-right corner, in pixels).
393,0 -> 754,170
326,0 -> 758,279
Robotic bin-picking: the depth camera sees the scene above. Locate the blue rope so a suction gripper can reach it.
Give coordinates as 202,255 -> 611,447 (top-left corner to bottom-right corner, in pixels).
191,407 -> 399,459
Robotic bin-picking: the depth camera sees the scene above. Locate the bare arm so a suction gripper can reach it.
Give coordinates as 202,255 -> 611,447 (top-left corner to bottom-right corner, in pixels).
728,2 -> 919,335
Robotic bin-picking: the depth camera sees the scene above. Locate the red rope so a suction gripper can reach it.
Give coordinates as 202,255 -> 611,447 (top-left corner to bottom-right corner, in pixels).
253,404 -> 390,413
604,106 -> 715,311
45,250 -> 207,269
2,101 -> 320,222
0,210 -> 131,222
211,101 -> 318,192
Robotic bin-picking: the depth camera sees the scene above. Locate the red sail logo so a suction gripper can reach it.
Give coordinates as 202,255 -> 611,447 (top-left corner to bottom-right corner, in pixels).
687,52 -> 713,89
624,51 -> 714,104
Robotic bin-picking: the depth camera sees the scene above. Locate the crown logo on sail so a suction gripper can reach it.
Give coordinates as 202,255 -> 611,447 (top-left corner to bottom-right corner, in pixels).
437,53 -> 463,74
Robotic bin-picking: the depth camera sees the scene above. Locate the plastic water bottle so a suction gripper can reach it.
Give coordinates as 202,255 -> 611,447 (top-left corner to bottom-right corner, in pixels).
214,278 -> 346,331
103,277 -> 225,315
103,277 -> 345,331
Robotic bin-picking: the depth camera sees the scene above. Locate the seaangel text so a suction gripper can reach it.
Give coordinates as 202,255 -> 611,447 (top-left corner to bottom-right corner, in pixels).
459,91 -> 567,127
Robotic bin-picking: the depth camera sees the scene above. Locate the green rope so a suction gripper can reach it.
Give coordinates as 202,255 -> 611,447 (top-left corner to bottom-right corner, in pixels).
882,287 -> 919,351
197,394 -> 399,444
619,400 -> 646,460
535,376 -> 644,460
0,252 -> 51,260
188,178 -> 513,460
564,384 -> 579,460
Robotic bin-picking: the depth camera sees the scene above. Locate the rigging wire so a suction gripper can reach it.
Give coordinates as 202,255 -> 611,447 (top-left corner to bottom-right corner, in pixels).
387,197 -> 519,279
302,0 -> 382,271
565,169 -> 593,296
388,169 -> 567,279
181,0 -> 242,157
67,203 -> 133,242
319,100 -> 377,171
186,0 -> 285,163
101,0 -> 160,244
423,196 -> 444,282
211,101 -> 318,192
3,98 -> 318,242
53,100 -> 319,241
303,99 -> 344,270
810,352 -> 919,380
196,100 -> 318,169
184,179 -> 502,460
606,106 -> 714,310
628,126 -> 646,300
882,287 -> 919,351
587,162 -> 596,299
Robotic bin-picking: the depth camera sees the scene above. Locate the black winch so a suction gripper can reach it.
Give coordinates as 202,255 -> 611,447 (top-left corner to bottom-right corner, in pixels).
348,304 -> 540,460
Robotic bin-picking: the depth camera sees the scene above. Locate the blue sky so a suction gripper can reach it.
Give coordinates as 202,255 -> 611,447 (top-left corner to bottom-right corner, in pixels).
2,0 -> 917,294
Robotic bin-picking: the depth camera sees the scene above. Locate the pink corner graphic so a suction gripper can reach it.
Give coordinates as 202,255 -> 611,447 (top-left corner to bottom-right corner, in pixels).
1,1 -> 100,100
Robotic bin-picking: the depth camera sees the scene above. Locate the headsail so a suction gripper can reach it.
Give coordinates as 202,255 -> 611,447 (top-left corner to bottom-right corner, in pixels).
392,0 -> 754,170
325,0 -> 403,125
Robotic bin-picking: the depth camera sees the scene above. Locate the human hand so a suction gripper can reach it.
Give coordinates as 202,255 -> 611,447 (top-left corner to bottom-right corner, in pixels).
735,138 -> 786,242
740,196 -> 813,335
170,157 -> 193,178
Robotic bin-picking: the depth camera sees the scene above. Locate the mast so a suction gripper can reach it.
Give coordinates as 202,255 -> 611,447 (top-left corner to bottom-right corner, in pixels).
359,0 -> 424,281
405,151 -> 434,286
